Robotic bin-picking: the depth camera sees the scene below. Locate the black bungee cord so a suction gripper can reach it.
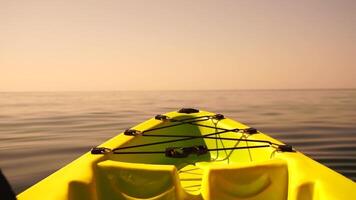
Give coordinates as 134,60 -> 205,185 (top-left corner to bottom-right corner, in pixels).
91,113 -> 295,157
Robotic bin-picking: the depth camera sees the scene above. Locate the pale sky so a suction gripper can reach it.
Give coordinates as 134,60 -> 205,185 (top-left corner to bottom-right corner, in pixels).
1,0 -> 355,91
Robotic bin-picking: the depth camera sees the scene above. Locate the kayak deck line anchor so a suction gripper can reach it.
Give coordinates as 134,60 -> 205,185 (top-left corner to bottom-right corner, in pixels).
240,127 -> 259,135
155,114 -> 170,121
178,108 -> 200,114
276,144 -> 295,152
165,145 -> 208,158
91,147 -> 112,154
212,114 -> 225,120
124,129 -> 143,136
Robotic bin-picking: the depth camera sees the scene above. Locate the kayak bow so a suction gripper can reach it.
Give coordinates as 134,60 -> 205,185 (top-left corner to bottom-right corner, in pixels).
18,109 -> 356,200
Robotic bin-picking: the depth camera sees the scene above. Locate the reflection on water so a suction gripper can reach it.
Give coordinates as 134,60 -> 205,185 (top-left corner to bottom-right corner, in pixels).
0,90 -> 355,193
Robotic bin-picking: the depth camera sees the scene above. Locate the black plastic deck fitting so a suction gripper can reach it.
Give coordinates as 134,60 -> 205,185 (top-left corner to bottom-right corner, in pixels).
213,114 -> 225,120
244,127 -> 258,134
178,108 -> 200,114
124,129 -> 142,136
165,145 -> 208,158
277,145 -> 295,152
91,147 -> 112,154
155,114 -> 169,121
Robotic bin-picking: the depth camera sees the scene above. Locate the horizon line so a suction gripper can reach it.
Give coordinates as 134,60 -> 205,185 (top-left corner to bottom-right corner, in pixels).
0,87 -> 355,93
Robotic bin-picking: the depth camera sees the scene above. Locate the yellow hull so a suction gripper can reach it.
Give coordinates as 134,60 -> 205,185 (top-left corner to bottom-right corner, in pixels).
18,110 -> 356,200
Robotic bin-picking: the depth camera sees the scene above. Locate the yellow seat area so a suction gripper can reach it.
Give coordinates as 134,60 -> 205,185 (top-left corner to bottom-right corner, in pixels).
95,160 -> 200,200
201,159 -> 288,200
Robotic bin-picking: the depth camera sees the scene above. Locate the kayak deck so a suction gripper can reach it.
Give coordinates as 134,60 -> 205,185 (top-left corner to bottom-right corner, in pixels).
17,110 -> 356,200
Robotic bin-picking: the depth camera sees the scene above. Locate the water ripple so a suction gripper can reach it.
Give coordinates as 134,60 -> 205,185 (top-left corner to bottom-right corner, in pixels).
0,90 -> 355,194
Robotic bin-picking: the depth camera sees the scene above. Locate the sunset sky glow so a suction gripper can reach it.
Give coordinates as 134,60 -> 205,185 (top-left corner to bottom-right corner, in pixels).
1,0 -> 355,91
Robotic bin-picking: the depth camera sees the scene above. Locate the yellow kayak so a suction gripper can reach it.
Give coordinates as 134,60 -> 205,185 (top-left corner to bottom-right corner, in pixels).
18,109 -> 356,200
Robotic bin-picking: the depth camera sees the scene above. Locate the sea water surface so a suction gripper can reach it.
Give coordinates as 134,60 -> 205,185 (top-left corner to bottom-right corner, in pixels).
0,90 -> 355,194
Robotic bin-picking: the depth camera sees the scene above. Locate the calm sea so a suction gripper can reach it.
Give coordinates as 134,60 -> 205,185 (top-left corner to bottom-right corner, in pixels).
0,90 -> 355,194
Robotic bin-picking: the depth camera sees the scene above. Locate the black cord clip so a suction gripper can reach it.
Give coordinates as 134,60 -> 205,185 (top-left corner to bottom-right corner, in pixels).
155,114 -> 170,121
241,127 -> 258,134
124,129 -> 142,136
165,145 -> 208,158
212,114 -> 225,120
91,147 -> 112,154
277,145 -> 295,152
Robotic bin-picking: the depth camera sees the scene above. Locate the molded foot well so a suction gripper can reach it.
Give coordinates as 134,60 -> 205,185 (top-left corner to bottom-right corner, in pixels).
201,160 -> 288,200
68,181 -> 95,200
95,160 -> 180,200
296,182 -> 317,200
